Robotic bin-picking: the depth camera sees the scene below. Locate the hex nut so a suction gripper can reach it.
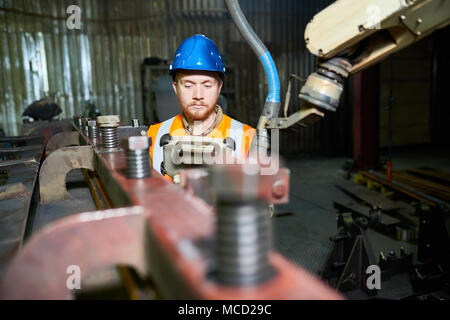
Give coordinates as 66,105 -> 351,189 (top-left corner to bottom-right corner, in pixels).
272,179 -> 287,199
125,136 -> 151,151
97,115 -> 121,127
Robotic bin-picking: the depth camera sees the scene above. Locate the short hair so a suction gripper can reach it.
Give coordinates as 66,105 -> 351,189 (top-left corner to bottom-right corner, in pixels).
173,71 -> 223,83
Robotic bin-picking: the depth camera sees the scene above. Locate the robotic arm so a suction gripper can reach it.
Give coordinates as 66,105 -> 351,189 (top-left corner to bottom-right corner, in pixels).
299,0 -> 450,115
228,0 -> 450,131
162,0 -> 450,180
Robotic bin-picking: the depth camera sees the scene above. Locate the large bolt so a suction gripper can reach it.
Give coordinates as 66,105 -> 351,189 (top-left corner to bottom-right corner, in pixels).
272,179 -> 287,199
97,115 -> 120,149
215,199 -> 274,286
209,165 -> 275,286
87,120 -> 98,139
82,117 -> 90,136
123,136 -> 152,179
73,114 -> 83,129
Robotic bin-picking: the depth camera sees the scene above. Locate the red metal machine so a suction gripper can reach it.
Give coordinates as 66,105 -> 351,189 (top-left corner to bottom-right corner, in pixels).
0,118 -> 342,300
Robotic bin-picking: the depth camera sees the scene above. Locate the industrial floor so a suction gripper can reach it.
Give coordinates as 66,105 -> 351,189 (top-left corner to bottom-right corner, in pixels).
273,144 -> 450,299
15,144 -> 450,299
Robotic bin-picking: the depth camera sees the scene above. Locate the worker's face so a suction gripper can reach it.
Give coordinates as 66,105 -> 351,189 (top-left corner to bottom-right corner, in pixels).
173,70 -> 223,121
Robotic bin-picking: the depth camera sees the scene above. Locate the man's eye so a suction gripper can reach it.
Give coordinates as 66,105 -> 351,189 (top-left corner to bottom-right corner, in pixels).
204,84 -> 212,88
184,84 -> 192,88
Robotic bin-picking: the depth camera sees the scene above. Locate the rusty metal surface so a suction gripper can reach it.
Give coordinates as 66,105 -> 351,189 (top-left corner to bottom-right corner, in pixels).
179,168 -> 215,205
0,135 -> 44,144
0,134 -> 45,163
92,150 -> 133,207
132,168 -> 339,299
0,144 -> 44,153
0,206 -> 146,299
21,120 -> 75,147
117,125 -> 149,143
180,166 -> 290,206
2,123 -> 343,299
21,120 -> 74,136
0,136 -> 44,278
46,131 -> 81,154
0,158 -> 38,168
39,146 -> 94,203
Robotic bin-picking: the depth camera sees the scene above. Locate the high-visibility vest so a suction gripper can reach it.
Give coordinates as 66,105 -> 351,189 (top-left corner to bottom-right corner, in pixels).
147,113 -> 255,179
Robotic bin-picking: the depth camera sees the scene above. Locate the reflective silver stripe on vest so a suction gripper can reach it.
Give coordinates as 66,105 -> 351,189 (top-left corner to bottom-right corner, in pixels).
229,119 -> 244,160
153,116 -> 176,174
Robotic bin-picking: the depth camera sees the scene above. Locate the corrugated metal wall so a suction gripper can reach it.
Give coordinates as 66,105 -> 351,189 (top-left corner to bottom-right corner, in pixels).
1,0 -> 349,155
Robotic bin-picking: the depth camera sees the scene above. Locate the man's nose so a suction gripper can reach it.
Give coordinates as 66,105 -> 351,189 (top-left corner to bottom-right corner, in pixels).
192,86 -> 204,100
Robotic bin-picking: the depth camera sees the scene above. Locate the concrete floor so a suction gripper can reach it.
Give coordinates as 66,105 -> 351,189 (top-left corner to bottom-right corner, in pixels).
272,144 -> 450,299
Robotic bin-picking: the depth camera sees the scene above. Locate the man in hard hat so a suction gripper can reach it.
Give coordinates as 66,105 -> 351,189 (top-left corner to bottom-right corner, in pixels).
148,34 -> 255,180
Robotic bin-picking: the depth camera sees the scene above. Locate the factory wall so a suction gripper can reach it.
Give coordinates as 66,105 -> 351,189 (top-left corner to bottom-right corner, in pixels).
378,25 -> 450,149
0,0 -> 347,156
378,36 -> 433,148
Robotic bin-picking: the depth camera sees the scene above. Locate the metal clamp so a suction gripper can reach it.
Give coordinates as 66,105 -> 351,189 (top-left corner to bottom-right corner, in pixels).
39,146 -> 94,203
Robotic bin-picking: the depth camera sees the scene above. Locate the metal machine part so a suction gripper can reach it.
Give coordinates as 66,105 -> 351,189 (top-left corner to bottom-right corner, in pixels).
45,131 -> 81,155
179,164 -> 290,208
225,0 -> 280,129
74,264 -> 157,300
117,125 -> 149,143
73,114 -> 83,129
83,118 -> 90,137
97,115 -> 120,150
123,136 -> 152,179
412,203 -> 450,293
224,0 -> 282,167
322,201 -> 450,298
305,0 -> 450,71
230,0 -> 450,130
179,168 -> 214,205
299,58 -> 352,112
39,146 -> 95,203
87,120 -> 98,139
39,118 -> 150,204
215,198 -> 274,286
161,134 -> 235,184
378,248 -> 413,282
301,0 -> 450,111
265,108 -> 325,130
21,119 -> 74,145
1,120 -> 343,299
209,163 -> 275,286
321,212 -> 378,295
0,134 -> 44,273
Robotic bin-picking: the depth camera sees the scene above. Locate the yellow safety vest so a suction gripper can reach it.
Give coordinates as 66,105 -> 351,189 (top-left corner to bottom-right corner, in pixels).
147,113 -> 255,180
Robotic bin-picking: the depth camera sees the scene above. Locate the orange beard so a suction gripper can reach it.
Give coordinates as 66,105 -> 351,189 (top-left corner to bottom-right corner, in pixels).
183,102 -> 216,121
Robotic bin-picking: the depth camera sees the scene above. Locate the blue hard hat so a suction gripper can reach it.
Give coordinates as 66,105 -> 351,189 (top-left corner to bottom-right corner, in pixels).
169,34 -> 226,78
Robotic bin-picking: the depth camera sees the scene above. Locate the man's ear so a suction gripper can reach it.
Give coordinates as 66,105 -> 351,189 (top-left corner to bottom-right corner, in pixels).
218,80 -> 223,92
172,82 -> 178,95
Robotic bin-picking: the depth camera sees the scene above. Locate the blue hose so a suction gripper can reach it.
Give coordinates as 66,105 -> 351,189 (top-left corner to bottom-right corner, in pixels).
259,51 -> 280,103
225,0 -> 281,119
